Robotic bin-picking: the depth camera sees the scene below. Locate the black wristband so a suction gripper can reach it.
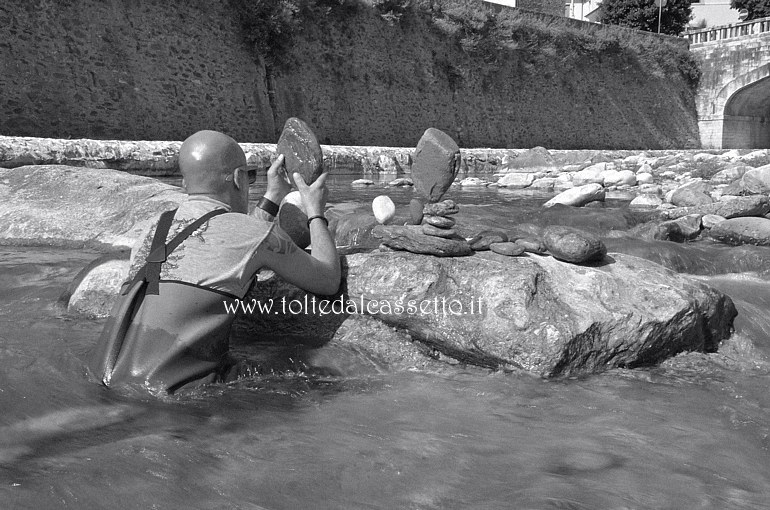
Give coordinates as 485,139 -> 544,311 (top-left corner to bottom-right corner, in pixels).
306,215 -> 329,229
256,197 -> 279,217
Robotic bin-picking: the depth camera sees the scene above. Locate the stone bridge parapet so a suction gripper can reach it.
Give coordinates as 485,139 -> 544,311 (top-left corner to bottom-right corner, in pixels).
688,17 -> 770,148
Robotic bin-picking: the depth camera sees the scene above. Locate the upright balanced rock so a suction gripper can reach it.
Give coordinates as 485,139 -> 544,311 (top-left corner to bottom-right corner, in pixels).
411,128 -> 461,203
276,117 -> 324,185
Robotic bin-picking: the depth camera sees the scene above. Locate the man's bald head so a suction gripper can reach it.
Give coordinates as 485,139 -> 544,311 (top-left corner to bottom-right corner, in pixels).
179,130 -> 247,194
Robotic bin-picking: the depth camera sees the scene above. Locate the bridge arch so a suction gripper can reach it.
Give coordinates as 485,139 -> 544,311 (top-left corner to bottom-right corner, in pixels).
689,18 -> 770,148
718,65 -> 770,148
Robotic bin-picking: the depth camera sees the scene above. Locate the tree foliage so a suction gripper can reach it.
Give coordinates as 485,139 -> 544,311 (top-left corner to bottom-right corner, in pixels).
730,0 -> 770,20
598,0 -> 692,36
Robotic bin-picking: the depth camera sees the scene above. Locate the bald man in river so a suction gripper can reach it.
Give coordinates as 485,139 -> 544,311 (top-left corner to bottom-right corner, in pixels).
89,130 -> 340,394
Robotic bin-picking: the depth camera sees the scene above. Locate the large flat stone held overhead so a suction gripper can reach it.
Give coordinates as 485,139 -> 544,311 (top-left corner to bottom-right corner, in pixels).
411,128 -> 460,203
276,117 -> 324,185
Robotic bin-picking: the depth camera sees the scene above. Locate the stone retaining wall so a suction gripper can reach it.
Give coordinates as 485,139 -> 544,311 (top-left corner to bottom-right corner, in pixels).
0,0 -> 699,149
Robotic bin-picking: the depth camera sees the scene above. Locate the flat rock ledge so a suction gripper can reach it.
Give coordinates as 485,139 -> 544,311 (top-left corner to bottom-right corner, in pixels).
65,250 -> 737,378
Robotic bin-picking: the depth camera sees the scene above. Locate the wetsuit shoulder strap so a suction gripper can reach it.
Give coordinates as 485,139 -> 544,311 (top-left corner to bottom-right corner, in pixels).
122,209 -> 176,296
144,208 -> 228,295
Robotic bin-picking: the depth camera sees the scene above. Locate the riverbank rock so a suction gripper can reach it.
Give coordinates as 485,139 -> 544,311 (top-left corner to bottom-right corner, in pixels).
276,117 -> 324,185
411,128 -> 461,203
543,183 -> 605,208
543,226 -> 607,263
709,217 -> 770,246
630,194 -> 663,208
0,165 -> 184,250
372,225 -> 472,257
658,196 -> 770,221
502,146 -> 555,172
66,250 -> 738,378
670,181 -> 713,207
497,173 -> 535,188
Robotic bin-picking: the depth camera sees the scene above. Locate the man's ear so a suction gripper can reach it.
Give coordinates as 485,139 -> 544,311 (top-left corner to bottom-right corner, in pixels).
233,168 -> 244,190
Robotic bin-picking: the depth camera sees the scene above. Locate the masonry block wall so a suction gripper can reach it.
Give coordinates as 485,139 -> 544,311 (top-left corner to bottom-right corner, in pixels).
0,0 -> 699,149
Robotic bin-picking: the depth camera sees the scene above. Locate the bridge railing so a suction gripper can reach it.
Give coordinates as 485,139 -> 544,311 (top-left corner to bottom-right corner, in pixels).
686,16 -> 770,44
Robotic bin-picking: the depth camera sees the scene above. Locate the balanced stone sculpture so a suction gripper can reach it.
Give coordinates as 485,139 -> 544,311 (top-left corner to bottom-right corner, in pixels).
411,128 -> 461,203
276,117 -> 324,185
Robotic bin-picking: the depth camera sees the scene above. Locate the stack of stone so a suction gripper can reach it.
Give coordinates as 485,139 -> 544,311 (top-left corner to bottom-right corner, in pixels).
373,128 -> 472,257
421,199 -> 459,239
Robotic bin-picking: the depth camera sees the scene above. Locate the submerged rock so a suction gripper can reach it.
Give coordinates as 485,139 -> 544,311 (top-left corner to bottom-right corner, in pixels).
276,117 -> 324,185
411,128 -> 461,203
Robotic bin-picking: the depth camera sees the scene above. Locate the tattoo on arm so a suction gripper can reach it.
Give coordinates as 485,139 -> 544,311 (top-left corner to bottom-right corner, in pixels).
253,208 -> 276,223
264,228 -> 298,255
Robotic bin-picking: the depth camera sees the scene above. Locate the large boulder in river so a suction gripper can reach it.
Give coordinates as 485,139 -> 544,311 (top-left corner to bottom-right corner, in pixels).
66,250 -> 737,378
709,217 -> 770,246
411,128 -> 461,203
0,165 -> 184,249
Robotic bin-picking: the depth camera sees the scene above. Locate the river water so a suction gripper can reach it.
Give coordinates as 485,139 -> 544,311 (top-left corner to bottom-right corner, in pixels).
1,179 -> 769,509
